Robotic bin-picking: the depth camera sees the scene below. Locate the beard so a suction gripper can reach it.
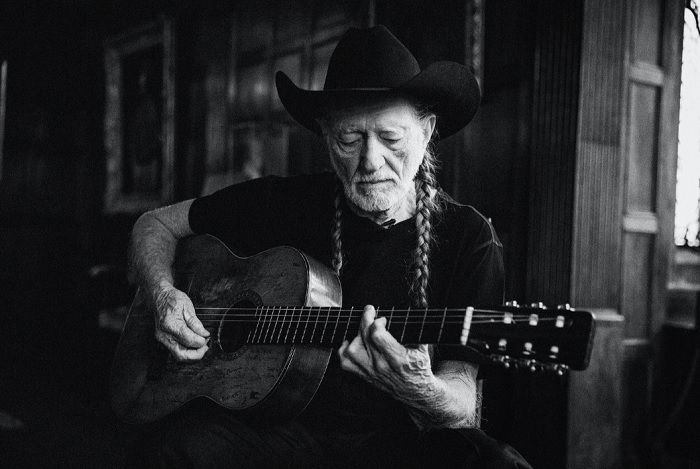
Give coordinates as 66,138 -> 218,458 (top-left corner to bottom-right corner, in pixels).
343,177 -> 412,215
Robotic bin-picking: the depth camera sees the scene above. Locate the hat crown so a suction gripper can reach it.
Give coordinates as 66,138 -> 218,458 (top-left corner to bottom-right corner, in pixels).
324,25 -> 420,90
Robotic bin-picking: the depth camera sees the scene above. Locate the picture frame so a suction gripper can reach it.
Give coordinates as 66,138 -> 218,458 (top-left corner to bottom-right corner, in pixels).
103,17 -> 175,213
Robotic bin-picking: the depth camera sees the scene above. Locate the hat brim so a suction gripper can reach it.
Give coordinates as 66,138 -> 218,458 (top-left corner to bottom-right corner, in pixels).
275,61 -> 481,140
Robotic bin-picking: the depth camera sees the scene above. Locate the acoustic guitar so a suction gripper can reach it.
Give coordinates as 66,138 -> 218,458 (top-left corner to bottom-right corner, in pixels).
110,235 -> 595,424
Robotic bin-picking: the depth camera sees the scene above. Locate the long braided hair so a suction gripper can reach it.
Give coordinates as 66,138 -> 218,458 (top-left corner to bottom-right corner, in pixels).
330,107 -> 442,308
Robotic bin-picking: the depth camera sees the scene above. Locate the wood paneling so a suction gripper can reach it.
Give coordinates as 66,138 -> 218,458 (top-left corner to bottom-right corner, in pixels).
572,141 -> 623,307
617,0 -> 683,466
632,0 -> 664,65
627,83 -> 660,212
622,339 -> 653,465
621,232 -> 654,337
571,0 -> 626,310
526,0 -> 583,306
567,310 -> 624,469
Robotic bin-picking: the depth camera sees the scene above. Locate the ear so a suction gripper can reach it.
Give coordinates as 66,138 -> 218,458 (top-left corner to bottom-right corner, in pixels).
422,114 -> 437,146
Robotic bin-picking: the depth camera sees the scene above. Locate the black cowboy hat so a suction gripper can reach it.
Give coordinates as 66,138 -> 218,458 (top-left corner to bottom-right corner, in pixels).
275,25 -> 481,139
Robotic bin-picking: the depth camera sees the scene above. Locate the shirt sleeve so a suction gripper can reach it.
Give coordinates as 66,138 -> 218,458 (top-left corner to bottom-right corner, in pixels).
188,176 -> 289,255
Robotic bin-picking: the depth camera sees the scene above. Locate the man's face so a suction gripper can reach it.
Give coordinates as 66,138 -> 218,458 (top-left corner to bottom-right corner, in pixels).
322,98 -> 435,218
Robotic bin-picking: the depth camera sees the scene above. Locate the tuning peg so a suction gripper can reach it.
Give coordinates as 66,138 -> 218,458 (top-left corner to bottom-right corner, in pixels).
548,345 -> 560,359
504,300 -> 520,307
493,355 -> 512,369
526,359 -> 541,373
530,301 -> 547,309
557,303 -> 573,310
544,363 -> 569,376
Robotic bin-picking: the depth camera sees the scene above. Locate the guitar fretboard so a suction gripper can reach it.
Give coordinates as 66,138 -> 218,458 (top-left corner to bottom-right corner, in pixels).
198,306 -> 475,346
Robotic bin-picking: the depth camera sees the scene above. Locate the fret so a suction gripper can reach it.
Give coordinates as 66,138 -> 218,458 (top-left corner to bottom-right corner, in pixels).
437,307 -> 447,343
400,306 -> 410,343
249,307 -> 262,344
343,306 -> 354,342
284,307 -> 293,344
321,307 -> 331,346
258,307 -> 269,344
276,306 -> 288,344
418,307 -> 428,343
309,307 -> 321,344
292,306 -> 301,343
301,307 -> 310,343
265,306 -> 279,345
330,306 -> 342,344
388,306 -> 394,329
258,306 -> 266,343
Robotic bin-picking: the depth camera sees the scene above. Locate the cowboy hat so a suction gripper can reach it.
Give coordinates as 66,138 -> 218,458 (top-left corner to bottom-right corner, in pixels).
275,25 -> 481,139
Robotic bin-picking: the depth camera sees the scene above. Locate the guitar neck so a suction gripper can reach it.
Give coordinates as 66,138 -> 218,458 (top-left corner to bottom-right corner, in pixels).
220,306 -> 472,347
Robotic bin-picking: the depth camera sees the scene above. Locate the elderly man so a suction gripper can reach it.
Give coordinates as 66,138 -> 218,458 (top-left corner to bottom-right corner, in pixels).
129,25 -> 530,468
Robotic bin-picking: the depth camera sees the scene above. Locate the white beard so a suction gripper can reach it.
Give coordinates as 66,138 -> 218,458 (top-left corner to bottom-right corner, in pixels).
346,184 -> 397,213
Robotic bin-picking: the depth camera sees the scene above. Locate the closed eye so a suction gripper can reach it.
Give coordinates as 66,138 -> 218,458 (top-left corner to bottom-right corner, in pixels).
338,138 -> 361,148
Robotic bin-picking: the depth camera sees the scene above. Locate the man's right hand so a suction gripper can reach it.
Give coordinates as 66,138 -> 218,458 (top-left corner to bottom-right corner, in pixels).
153,285 -> 210,362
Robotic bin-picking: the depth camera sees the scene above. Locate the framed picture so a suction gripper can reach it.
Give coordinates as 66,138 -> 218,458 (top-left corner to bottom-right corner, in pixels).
103,18 -> 175,213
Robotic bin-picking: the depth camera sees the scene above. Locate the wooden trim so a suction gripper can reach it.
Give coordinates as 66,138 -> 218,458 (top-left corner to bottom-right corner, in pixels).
629,62 -> 665,86
622,211 -> 659,233
623,337 -> 651,348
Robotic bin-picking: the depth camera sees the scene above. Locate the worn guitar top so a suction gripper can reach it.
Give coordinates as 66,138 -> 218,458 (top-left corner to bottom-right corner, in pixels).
188,171 -> 504,435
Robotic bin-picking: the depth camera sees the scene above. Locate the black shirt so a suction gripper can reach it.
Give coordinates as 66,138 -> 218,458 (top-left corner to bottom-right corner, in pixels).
188,171 -> 504,433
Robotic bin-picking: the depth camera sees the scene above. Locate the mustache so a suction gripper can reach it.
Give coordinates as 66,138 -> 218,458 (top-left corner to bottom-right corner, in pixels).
353,174 -> 397,184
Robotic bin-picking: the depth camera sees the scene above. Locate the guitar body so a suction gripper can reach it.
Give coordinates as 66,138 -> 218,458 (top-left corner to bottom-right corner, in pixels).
110,235 -> 342,424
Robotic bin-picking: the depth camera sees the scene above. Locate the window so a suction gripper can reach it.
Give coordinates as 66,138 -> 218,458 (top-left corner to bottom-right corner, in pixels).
675,3 -> 700,247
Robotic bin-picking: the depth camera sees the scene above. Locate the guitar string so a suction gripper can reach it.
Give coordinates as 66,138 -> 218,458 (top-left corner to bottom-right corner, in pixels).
130,318 -> 559,325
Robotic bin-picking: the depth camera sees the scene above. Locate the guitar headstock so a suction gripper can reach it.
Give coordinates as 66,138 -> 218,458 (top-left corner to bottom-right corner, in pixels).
467,302 -> 596,374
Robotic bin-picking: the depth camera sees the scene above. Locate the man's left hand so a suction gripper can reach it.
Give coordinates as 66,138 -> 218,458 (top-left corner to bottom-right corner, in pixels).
338,305 -> 438,403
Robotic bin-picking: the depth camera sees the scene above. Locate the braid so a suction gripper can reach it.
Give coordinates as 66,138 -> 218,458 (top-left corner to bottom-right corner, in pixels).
331,179 -> 344,275
412,145 -> 442,308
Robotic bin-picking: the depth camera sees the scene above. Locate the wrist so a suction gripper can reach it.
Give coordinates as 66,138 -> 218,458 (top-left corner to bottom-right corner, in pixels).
148,279 -> 174,305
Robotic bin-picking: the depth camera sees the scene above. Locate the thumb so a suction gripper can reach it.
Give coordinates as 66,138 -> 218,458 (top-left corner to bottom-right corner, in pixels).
182,300 -> 210,337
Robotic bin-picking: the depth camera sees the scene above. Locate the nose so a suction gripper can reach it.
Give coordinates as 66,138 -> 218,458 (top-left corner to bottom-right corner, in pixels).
359,136 -> 384,173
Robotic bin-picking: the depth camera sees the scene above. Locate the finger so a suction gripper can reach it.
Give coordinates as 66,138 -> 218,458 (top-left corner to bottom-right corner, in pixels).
156,331 -> 209,362
360,305 -> 377,359
340,336 -> 373,374
360,305 -> 377,337
368,317 -> 408,369
173,344 -> 209,363
338,341 -> 370,378
163,318 -> 208,348
182,298 -> 210,337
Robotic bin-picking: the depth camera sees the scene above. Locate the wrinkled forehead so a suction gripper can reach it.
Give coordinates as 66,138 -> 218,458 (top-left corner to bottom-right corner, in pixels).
320,94 -> 421,131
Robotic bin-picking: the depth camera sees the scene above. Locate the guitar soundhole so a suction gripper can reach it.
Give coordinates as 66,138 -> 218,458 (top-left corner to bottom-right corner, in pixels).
217,293 -> 260,354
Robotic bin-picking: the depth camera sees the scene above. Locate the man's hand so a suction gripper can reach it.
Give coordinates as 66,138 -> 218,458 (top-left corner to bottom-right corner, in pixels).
338,305 -> 440,404
338,305 -> 478,429
153,284 -> 210,362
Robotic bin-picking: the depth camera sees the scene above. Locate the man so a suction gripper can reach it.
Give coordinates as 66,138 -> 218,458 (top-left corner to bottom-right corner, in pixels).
129,25 -> 530,468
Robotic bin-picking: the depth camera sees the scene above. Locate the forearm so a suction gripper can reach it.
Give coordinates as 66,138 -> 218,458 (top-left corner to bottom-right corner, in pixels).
129,200 -> 195,301
405,360 -> 479,430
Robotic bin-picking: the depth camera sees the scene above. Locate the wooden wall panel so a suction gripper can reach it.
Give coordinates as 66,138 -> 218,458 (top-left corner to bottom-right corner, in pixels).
617,0 -> 683,466
567,311 -> 624,469
572,141 -> 622,307
621,232 -> 654,337
622,340 -> 653,464
526,0 -> 582,306
568,0 -> 627,467
632,0 -> 663,65
571,0 -> 626,309
627,83 -> 660,212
